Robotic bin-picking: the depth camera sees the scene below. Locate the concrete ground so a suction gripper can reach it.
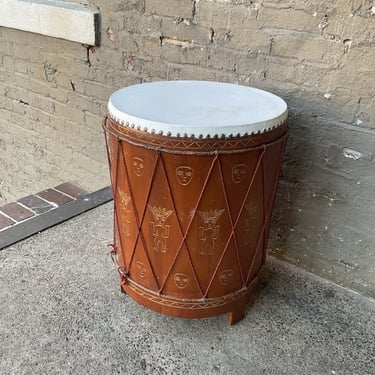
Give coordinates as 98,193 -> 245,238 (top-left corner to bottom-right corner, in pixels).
0,203 -> 374,375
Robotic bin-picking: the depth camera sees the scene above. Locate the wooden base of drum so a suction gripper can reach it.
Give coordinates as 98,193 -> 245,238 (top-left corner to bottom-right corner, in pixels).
120,273 -> 260,325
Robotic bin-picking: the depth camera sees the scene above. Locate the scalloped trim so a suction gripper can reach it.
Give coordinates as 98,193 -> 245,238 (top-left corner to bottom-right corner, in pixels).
107,111 -> 287,139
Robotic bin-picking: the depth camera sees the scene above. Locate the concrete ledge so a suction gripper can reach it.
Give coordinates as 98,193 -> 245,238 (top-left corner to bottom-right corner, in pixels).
0,186 -> 112,250
0,0 -> 100,45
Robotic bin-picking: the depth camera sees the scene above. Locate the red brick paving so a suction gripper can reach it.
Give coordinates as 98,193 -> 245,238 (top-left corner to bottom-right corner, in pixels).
54,182 -> 88,198
37,189 -> 73,206
1,183 -> 88,232
18,195 -> 55,215
0,212 -> 15,230
0,202 -> 35,222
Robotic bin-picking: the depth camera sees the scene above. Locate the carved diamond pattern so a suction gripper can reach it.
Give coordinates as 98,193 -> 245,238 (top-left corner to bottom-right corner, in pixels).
105,120 -> 288,301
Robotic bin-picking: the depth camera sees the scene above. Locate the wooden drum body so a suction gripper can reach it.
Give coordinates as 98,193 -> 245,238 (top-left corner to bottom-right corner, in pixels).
103,81 -> 288,324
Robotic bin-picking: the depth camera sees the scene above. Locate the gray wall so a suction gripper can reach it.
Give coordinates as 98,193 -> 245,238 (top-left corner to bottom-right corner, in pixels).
0,0 -> 374,296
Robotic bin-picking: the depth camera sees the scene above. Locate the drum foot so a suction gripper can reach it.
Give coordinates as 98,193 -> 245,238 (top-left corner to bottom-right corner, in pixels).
120,285 -> 126,294
227,303 -> 246,325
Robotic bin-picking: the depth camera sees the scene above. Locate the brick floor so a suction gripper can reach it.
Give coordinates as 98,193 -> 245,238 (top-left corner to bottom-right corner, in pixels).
18,195 -> 55,215
37,189 -> 73,206
0,202 -> 35,222
0,212 -> 15,230
0,183 -> 90,234
54,182 -> 88,199
0,186 -> 112,249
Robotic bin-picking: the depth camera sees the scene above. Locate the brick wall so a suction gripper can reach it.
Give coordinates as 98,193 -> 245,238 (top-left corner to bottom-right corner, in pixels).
0,0 -> 374,296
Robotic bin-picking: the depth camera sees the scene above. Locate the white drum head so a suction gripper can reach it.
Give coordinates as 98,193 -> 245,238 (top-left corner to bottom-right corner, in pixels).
108,81 -> 288,138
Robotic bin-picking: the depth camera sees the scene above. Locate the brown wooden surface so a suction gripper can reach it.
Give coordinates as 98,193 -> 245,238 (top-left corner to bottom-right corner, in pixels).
104,117 -> 288,323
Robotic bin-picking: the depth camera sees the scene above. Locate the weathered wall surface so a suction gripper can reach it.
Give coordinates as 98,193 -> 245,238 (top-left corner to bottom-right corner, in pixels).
0,0 -> 374,296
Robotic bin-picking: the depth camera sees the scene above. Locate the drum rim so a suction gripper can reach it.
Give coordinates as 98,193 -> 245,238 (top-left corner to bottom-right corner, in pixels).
104,116 -> 289,155
108,81 -> 288,138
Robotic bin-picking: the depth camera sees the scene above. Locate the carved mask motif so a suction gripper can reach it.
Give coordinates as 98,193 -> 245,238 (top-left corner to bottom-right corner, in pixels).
219,269 -> 233,286
174,273 -> 190,289
132,157 -> 145,176
232,164 -> 246,183
136,261 -> 147,278
176,166 -> 193,186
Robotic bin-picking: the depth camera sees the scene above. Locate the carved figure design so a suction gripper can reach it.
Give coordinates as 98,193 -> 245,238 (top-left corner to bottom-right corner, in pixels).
148,205 -> 173,252
132,156 -> 145,176
174,273 -> 190,289
232,164 -> 247,184
135,261 -> 147,278
176,166 -> 193,186
198,209 -> 225,255
244,202 -> 257,245
219,269 -> 233,286
118,189 -> 132,237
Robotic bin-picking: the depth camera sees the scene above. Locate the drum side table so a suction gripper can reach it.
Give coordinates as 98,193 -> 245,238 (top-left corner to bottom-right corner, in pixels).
103,81 -> 288,324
